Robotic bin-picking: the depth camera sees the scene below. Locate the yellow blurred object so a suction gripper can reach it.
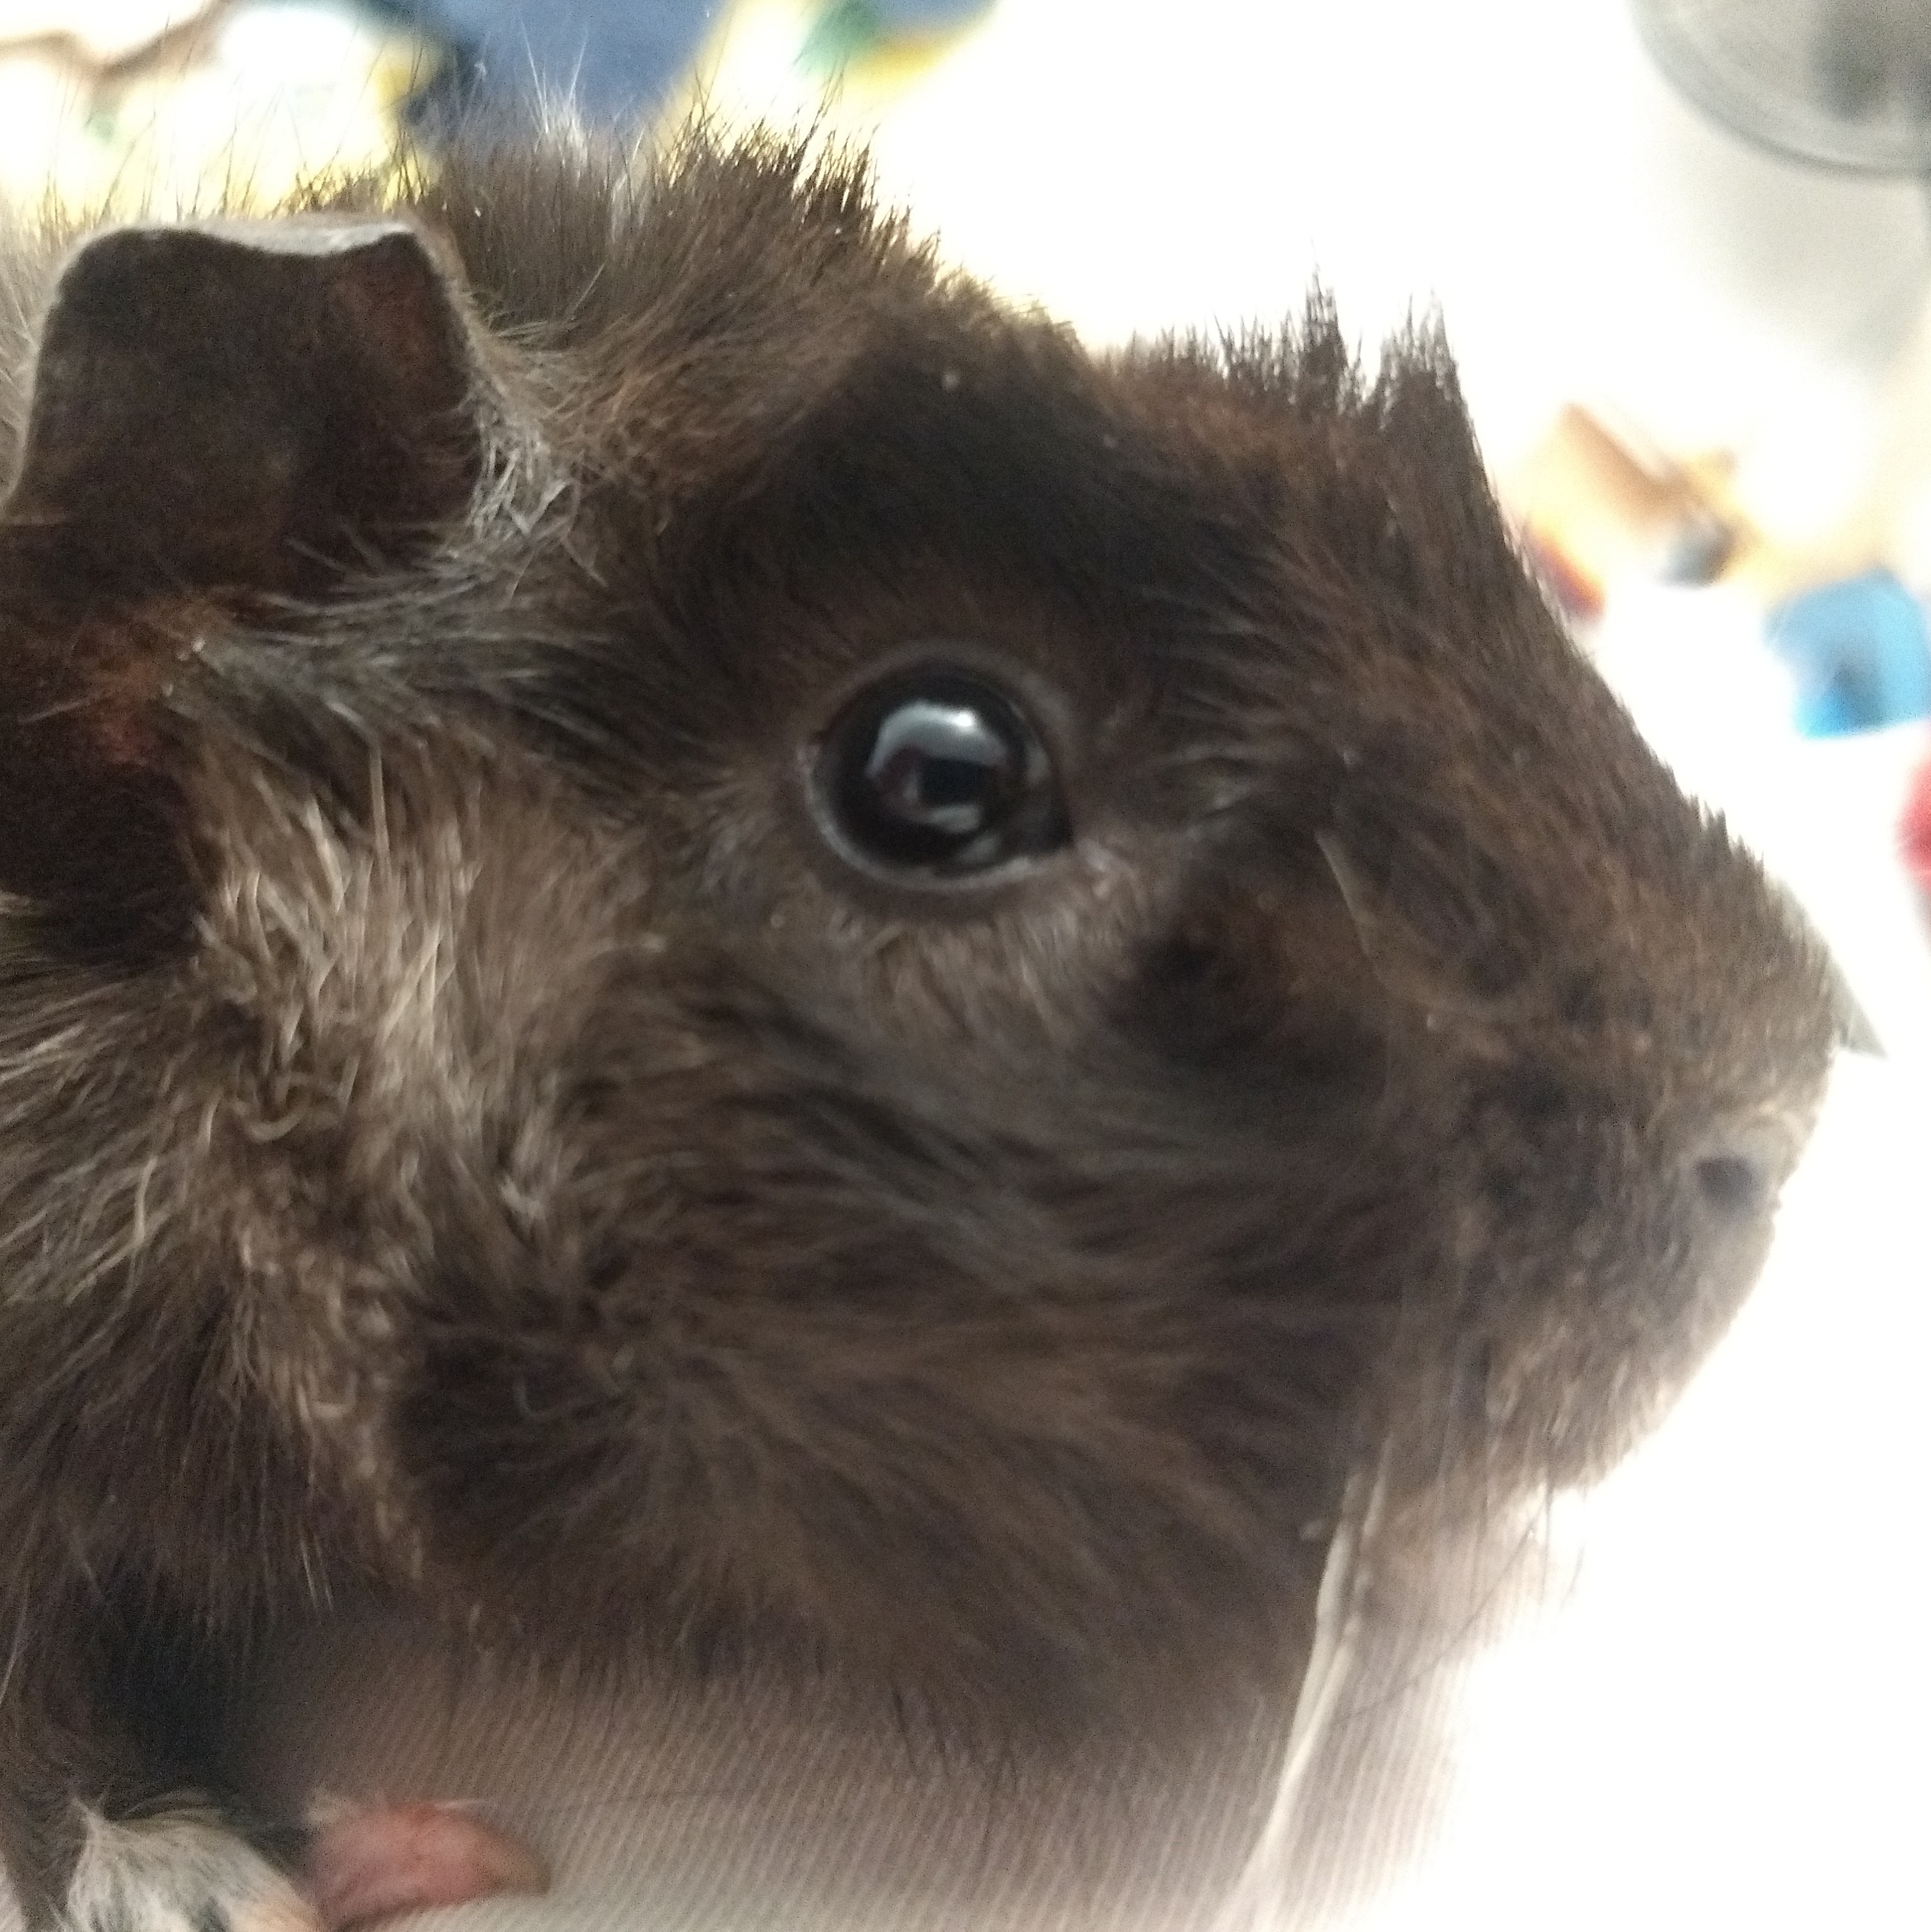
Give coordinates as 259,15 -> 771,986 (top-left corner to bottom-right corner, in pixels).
0,2 -> 434,220
678,0 -> 995,140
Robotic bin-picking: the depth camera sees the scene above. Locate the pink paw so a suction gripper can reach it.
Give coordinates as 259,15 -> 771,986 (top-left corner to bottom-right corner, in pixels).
304,1803 -> 548,1929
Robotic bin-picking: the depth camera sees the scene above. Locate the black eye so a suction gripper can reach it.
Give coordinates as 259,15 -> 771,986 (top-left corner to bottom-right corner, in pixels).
813,666 -> 1069,878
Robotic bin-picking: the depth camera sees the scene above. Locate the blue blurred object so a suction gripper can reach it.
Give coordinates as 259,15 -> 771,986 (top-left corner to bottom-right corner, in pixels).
868,0 -> 988,21
1766,569 -> 1931,737
385,1 -> 990,127
392,1 -> 725,124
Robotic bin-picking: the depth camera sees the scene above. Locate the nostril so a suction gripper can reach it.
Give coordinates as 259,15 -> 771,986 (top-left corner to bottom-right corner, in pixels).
1692,1152 -> 1767,1218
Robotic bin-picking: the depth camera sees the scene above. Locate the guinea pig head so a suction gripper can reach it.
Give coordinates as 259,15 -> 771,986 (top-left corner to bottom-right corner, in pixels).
0,138 -> 1839,1726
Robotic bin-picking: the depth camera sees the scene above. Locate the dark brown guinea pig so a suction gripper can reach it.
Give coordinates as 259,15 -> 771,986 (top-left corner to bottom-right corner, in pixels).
0,126 -> 1838,1932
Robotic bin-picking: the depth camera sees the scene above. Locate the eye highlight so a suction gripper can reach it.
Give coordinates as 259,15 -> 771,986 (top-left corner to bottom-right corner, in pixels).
812,665 -> 1070,879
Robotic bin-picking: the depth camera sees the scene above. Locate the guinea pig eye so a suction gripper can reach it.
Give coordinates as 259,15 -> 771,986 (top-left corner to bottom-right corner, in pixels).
812,666 -> 1069,878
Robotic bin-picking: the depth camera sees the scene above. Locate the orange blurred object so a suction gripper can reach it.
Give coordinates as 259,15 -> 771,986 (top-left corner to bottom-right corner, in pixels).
1506,405 -> 1740,618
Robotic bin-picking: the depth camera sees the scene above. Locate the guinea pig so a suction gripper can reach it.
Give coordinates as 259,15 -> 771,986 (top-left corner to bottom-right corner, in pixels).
0,125 -> 1839,1932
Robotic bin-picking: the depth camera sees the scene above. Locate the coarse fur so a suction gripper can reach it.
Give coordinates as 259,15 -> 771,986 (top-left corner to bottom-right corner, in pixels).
0,124 -> 1836,1928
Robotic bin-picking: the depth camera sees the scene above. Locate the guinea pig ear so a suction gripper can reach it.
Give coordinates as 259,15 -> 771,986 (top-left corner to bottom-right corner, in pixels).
0,219 -> 483,953
2,217 -> 483,595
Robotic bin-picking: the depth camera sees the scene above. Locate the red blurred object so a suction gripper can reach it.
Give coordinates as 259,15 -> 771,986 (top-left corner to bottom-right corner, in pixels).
1903,752 -> 1931,895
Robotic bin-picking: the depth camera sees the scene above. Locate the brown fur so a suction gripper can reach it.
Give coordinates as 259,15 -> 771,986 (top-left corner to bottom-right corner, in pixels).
0,127 -> 1836,1926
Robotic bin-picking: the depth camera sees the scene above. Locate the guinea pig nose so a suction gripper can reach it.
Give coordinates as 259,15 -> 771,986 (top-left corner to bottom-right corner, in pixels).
1685,1118 -> 1796,1222
1691,1151 -> 1765,1217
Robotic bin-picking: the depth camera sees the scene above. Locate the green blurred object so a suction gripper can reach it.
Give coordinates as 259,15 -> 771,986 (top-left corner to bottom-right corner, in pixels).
799,0 -> 991,77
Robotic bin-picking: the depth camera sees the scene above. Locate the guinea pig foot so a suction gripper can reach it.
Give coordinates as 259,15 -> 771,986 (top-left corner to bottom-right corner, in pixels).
303,1802 -> 549,1929
62,1806 -> 321,1932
